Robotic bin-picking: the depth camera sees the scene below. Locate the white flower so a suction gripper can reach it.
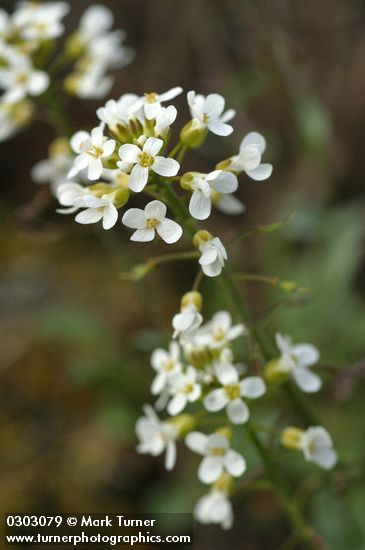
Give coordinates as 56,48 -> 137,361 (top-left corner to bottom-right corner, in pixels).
154,105 -> 177,137
129,87 -> 183,120
74,193 -> 118,230
135,405 -> 177,470
68,127 -> 116,181
196,311 -> 245,349
122,200 -> 182,243
16,2 -> 70,41
276,333 -> 322,393
89,31 -> 134,70
187,91 -> 235,136
151,342 -> 182,396
56,182 -> 90,214
300,427 -> 337,470
194,489 -> 233,529
97,93 -> 140,131
167,366 -> 201,416
31,140 -> 73,194
0,52 -> 49,103
118,137 -> 179,192
231,132 -> 273,181
69,63 -> 114,100
187,171 -> 238,220
172,306 -> 203,344
204,364 -> 266,424
185,431 -> 246,484
0,101 -> 18,142
198,236 -> 227,277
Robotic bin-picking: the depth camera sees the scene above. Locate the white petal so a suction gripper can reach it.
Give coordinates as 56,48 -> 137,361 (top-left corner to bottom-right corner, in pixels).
151,372 -> 166,395
144,101 -> 162,120
153,156 -> 180,177
189,190 -> 211,220
75,208 -> 103,225
292,344 -> 320,367
102,139 -> 116,157
240,132 -> 266,154
102,204 -> 118,229
224,450 -> 246,477
202,260 -> 223,277
216,364 -> 238,386
216,194 -> 245,215
221,109 -> 236,123
28,71 -> 49,95
227,399 -> 249,424
211,171 -> 238,194
119,143 -> 141,163
167,394 -> 187,416
239,377 -> 266,399
122,208 -> 146,229
198,456 -> 223,484
165,441 -> 177,471
239,145 -> 261,170
145,200 -> 166,220
143,137 -> 163,157
311,448 -> 337,470
292,368 -> 322,393
185,431 -> 208,455
246,163 -> 273,181
207,120 -> 233,136
157,219 -> 183,244
129,164 -> 149,192
204,94 -> 225,117
70,131 -> 90,153
199,246 -> 218,266
87,158 -> 103,181
204,389 -> 228,412
131,228 -> 155,242
159,86 -> 183,102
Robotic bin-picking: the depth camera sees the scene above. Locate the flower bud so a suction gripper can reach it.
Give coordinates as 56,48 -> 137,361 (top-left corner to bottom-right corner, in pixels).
65,33 -> 86,58
216,157 -> 234,171
169,414 -> 196,438
193,229 -> 213,249
180,119 -> 208,149
215,427 -> 232,441
263,358 -> 290,384
281,427 -> 305,450
113,187 -> 130,208
181,291 -> 202,311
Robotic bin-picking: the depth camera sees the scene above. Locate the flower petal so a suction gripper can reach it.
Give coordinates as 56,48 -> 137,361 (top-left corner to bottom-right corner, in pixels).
224,450 -> 246,477
119,143 -> 141,163
204,93 -> 225,118
122,208 -> 146,229
215,364 -> 238,386
227,398 -> 249,424
207,120 -> 233,136
240,132 -> 266,154
130,228 -> 155,242
145,200 -> 166,220
198,456 -> 223,484
75,208 -> 103,225
239,377 -> 266,399
189,190 -> 211,220
143,137 -> 163,157
204,389 -> 228,412
246,163 -> 273,181
210,171 -> 238,194
292,367 -> 322,393
185,431 -> 208,455
153,156 -> 180,177
129,164 -> 149,192
167,394 -> 187,416
159,86 -> 183,102
102,203 -> 118,230
157,219 -> 183,244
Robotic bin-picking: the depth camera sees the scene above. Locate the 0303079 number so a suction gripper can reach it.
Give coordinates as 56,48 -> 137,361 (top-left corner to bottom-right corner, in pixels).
6,516 -> 63,527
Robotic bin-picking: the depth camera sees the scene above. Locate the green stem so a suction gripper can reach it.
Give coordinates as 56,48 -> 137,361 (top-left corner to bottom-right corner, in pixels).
148,250 -> 199,268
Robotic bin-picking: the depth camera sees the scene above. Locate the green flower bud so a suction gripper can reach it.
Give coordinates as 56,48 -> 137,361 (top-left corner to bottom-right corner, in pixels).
180,119 -> 208,149
193,229 -> 213,249
264,358 -> 290,384
65,33 -> 86,58
169,414 -> 196,438
113,187 -> 130,208
281,427 -> 304,450
181,291 -> 203,311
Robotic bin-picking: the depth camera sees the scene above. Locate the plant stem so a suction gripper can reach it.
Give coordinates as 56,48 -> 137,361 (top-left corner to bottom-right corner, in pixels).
148,250 -> 199,268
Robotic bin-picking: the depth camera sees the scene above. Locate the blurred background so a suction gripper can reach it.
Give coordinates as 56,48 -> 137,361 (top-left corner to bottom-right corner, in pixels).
1,0 -> 365,548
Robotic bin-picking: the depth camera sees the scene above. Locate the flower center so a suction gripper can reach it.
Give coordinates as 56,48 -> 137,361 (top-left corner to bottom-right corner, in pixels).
203,113 -> 210,123
144,92 -> 158,103
210,447 -> 225,457
213,328 -> 225,342
138,152 -> 154,168
88,146 -> 103,158
16,72 -> 29,85
224,384 -> 240,400
146,218 -> 159,229
163,360 -> 174,372
183,383 -> 194,394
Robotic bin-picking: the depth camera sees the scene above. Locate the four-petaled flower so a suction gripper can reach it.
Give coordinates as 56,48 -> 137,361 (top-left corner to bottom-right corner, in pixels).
276,333 -> 322,393
194,488 -> 233,530
187,91 -> 235,136
68,127 -> 116,181
198,236 -> 227,277
186,170 -> 238,220
122,200 -> 182,243
168,366 -> 201,416
230,132 -> 273,181
130,87 -> 183,120
204,363 -> 266,424
118,137 -> 179,192
136,405 -> 177,471
185,431 -> 246,484
151,342 -> 182,396
300,426 -> 337,470
196,311 -> 245,349
75,193 -> 118,230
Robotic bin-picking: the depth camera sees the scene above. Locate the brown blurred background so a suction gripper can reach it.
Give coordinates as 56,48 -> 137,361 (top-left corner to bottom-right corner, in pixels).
1,1 -> 365,548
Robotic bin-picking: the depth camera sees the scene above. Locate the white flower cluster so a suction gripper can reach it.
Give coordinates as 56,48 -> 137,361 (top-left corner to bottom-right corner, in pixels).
49,87 -> 273,277
135,290 -> 337,529
0,2 -> 133,141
